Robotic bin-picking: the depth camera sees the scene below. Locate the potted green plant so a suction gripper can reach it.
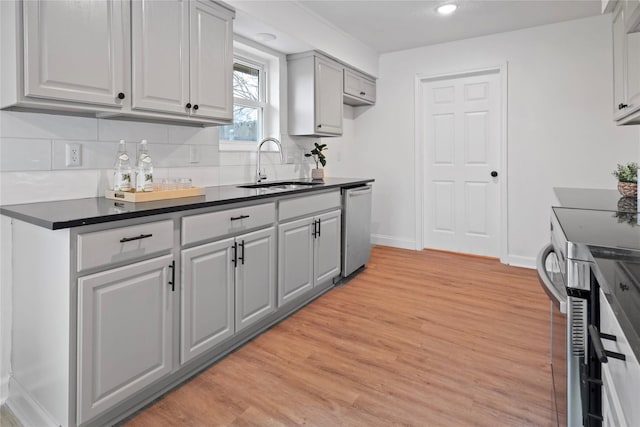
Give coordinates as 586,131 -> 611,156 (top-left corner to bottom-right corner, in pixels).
305,142 -> 327,180
612,162 -> 638,197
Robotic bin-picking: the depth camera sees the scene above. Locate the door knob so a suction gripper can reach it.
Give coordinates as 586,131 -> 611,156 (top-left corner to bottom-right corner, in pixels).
490,171 -> 498,178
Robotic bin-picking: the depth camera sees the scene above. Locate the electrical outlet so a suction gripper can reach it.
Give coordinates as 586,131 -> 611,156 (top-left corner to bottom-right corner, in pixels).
65,143 -> 82,167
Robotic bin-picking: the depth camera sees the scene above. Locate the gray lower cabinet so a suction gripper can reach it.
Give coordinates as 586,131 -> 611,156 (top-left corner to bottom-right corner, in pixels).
181,237 -> 235,364
180,227 -> 277,364
77,254 -> 174,425
278,217 -> 315,305
235,227 -> 277,332
278,209 -> 341,306
314,210 -> 342,285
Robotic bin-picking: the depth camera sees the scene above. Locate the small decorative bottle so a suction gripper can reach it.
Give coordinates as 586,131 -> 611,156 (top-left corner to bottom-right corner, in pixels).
135,139 -> 154,192
113,140 -> 132,191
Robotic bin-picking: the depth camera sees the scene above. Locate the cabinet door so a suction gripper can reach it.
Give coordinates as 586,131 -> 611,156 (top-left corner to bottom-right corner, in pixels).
361,77 -> 376,103
343,69 -> 363,98
131,0 -> 189,115
625,32 -> 640,113
235,227 -> 276,332
314,210 -> 342,286
314,57 -> 343,135
613,5 -> 627,119
278,217 -> 314,306
23,0 -> 126,107
77,254 -> 173,424
189,0 -> 233,120
181,237 -> 235,364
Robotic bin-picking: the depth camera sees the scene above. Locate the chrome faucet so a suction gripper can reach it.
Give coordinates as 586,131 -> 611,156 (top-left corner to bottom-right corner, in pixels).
256,137 -> 284,183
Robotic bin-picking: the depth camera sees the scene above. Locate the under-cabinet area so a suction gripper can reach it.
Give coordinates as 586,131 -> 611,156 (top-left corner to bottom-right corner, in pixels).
2,183 -> 365,427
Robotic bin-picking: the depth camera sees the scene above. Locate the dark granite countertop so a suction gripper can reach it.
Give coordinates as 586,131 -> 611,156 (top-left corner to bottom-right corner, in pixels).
554,187 -> 637,213
0,177 -> 374,230
553,187 -> 640,363
591,255 -> 640,364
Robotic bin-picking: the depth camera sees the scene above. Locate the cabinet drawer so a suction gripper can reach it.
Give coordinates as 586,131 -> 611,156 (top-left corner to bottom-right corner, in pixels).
182,202 -> 275,246
278,190 -> 340,221
600,290 -> 640,426
77,220 -> 173,272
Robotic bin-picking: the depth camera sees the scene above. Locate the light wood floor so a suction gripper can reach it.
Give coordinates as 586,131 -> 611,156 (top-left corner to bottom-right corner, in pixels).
125,246 -> 554,426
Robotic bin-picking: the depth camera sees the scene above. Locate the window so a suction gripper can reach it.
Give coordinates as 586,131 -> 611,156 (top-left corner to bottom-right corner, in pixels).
219,42 -> 282,152
219,59 -> 265,145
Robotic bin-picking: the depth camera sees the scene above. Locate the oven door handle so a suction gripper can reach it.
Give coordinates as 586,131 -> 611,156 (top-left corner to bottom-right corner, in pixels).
536,244 -> 567,313
588,325 -> 627,363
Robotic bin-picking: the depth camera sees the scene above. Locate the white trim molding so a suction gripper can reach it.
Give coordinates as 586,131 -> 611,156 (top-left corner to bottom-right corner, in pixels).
506,255 -> 536,270
371,234 -> 416,250
414,63 -> 509,263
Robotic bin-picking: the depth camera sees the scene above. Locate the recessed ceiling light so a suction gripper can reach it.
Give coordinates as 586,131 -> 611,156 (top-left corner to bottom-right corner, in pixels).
436,4 -> 458,15
254,33 -> 276,43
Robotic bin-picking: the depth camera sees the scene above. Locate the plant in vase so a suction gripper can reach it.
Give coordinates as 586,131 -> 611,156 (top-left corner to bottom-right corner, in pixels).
305,142 -> 327,180
612,162 -> 638,197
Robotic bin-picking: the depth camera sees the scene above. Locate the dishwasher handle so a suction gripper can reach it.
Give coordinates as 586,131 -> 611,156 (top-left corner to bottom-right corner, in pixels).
347,186 -> 372,197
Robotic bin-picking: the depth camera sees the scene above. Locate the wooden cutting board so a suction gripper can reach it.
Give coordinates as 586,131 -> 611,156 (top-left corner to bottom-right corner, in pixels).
105,187 -> 205,203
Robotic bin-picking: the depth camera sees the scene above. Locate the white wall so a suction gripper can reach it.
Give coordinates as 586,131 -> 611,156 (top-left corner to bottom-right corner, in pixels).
326,14 -> 639,265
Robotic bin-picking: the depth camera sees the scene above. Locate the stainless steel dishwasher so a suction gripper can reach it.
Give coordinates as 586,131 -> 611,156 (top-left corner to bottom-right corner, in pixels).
342,184 -> 372,277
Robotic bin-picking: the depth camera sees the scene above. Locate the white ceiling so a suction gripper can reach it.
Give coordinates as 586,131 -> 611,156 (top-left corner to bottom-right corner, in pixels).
235,0 -> 602,54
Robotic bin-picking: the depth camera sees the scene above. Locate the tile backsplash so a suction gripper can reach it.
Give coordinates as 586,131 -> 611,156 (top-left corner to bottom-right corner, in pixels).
0,110 -> 311,205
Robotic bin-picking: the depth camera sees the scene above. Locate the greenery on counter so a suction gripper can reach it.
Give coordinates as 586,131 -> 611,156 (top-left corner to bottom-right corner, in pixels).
305,143 -> 328,168
612,162 -> 638,183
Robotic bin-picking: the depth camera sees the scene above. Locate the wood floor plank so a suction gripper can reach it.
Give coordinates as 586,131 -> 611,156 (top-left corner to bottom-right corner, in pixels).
125,246 -> 555,426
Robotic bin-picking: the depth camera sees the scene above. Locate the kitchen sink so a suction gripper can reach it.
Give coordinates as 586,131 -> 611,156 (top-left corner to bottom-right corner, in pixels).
237,181 -> 324,190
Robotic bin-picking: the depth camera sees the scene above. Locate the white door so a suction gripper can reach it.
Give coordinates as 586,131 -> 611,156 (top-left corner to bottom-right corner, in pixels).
189,0 -> 233,120
180,237 -> 235,364
313,210 -> 341,286
422,71 -> 501,257
77,255 -> 173,424
278,217 -> 314,306
314,57 -> 343,135
131,0 -> 190,115
235,227 -> 276,332
23,0 -> 126,107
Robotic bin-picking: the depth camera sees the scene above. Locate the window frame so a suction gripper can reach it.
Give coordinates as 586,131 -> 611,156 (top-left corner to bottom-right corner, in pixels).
219,52 -> 269,152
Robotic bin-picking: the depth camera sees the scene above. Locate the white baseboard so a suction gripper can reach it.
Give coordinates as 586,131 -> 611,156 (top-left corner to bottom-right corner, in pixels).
506,255 -> 536,269
371,234 -> 416,250
7,377 -> 58,427
0,375 -> 8,405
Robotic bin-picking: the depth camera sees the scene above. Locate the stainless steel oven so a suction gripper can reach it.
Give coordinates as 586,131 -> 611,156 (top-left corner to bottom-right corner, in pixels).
537,211 -> 594,426
537,243 -> 568,427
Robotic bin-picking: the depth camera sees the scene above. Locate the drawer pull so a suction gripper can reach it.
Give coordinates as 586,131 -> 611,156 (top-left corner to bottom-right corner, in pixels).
120,233 -> 153,243
230,215 -> 250,221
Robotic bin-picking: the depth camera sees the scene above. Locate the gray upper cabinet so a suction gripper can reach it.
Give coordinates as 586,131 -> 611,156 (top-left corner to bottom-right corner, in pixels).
132,0 -> 190,115
22,0 -> 127,108
288,52 -> 344,136
613,2 -> 640,125
77,254 -> 174,424
235,227 -> 277,332
188,0 -> 234,120
132,0 -> 233,120
343,68 -> 376,106
181,237 -> 235,364
2,0 -> 234,126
